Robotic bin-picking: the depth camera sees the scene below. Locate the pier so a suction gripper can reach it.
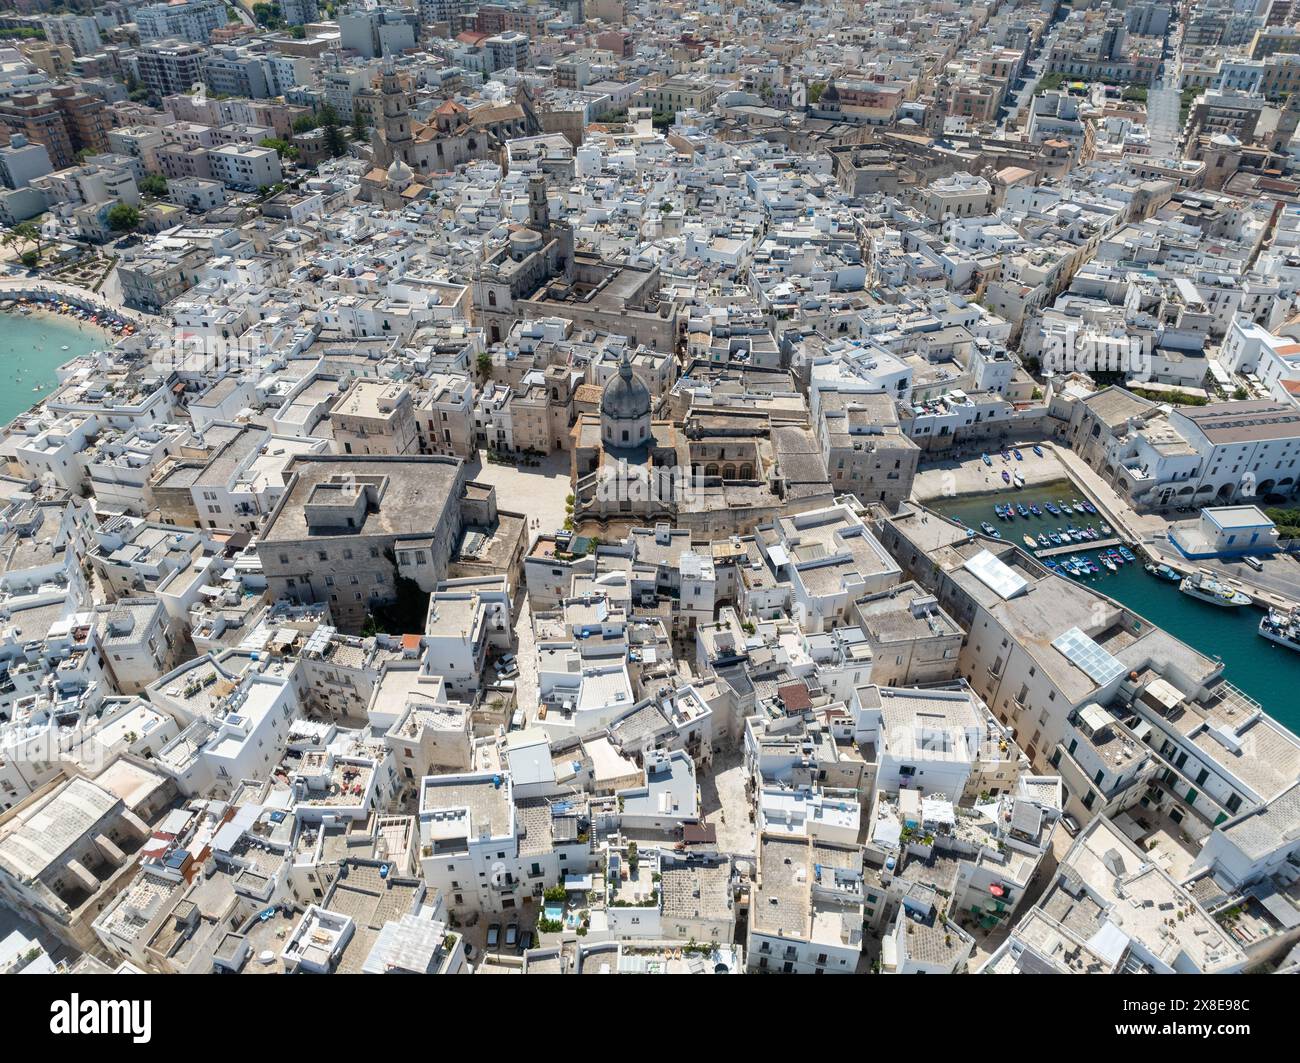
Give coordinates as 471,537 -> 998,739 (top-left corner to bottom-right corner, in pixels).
1034,536 -> 1124,559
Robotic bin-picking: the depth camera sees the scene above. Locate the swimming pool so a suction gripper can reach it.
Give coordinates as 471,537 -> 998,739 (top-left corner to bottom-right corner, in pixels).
544,902 -> 564,922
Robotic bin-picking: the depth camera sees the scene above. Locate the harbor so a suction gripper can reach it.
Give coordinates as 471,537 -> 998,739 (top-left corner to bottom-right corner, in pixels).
930,474 -> 1300,734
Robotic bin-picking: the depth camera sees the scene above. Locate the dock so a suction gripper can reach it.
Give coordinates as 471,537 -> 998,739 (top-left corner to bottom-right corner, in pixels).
1034,537 -> 1123,559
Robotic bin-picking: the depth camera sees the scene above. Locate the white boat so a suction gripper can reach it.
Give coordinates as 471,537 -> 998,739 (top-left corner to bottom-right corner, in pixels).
1259,609 -> 1300,652
1179,572 -> 1252,608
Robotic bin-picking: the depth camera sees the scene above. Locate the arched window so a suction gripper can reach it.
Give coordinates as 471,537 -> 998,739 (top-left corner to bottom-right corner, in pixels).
488,290 -> 497,306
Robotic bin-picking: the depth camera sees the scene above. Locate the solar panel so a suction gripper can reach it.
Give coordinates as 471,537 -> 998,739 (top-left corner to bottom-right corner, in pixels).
1052,627 -> 1126,687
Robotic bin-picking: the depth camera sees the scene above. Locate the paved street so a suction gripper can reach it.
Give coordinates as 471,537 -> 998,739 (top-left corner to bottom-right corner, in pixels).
998,17 -> 1064,134
1147,23 -> 1184,157
1146,538 -> 1300,611
1146,82 -> 1182,157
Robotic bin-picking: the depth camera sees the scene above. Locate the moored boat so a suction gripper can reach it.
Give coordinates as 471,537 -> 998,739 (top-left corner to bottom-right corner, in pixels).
1259,608 -> 1300,653
1179,572 -> 1252,608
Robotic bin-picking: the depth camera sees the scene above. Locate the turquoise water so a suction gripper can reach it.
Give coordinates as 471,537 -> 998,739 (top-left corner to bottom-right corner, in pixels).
932,477 -> 1300,734
0,311 -> 108,425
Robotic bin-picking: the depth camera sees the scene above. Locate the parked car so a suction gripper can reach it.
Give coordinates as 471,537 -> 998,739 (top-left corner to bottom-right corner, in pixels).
1242,555 -> 1264,572
517,930 -> 532,952
505,924 -> 518,948
1061,814 -> 1081,837
486,923 -> 501,948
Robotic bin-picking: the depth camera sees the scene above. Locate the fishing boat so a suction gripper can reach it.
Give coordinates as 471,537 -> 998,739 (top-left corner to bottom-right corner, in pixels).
1145,562 -> 1181,582
1001,449 -> 1011,461
1013,472 -> 1025,488
981,453 -> 992,466
1259,608 -> 1300,653
1082,501 -> 1097,515
980,521 -> 998,535
1038,534 -> 1050,547
1118,546 -> 1136,563
1016,504 -> 1029,518
1099,522 -> 1113,535
1029,504 -> 1041,516
1023,534 -> 1038,549
1048,532 -> 1061,546
1001,470 -> 1011,484
1013,449 -> 1023,461
1045,502 -> 1060,516
1101,556 -> 1117,573
1179,572 -> 1252,608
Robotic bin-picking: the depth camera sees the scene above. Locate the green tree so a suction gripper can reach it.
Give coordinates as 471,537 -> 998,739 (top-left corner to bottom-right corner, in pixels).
252,1 -> 284,27
139,173 -> 168,196
107,202 -> 141,232
260,137 -> 300,161
292,112 -> 320,134
318,104 -> 347,157
351,109 -> 369,141
10,220 -> 44,259
476,352 -> 493,380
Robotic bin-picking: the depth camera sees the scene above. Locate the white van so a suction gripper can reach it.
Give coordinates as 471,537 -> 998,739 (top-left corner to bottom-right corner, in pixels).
1242,555 -> 1264,572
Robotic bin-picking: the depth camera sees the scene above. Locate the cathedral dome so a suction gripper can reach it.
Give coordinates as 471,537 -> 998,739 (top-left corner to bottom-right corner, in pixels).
601,355 -> 651,421
386,157 -> 414,186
